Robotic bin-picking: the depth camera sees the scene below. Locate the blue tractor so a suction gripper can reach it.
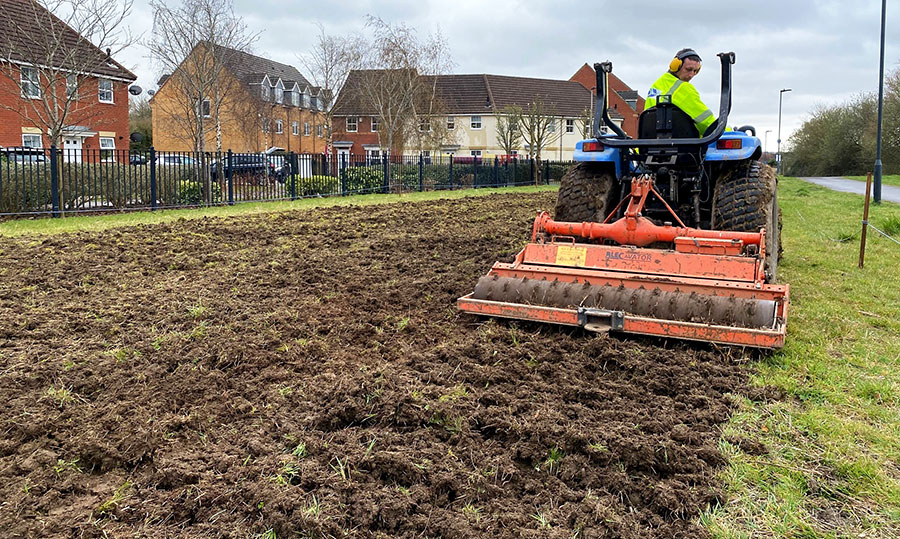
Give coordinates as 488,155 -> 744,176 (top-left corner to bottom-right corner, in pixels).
557,52 -> 781,282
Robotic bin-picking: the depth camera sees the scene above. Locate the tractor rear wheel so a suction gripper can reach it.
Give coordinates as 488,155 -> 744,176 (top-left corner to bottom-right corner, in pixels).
554,163 -> 617,223
713,161 -> 781,282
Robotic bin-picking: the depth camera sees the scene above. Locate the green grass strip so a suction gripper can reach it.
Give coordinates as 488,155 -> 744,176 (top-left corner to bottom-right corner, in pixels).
0,185 -> 556,237
703,177 -> 900,538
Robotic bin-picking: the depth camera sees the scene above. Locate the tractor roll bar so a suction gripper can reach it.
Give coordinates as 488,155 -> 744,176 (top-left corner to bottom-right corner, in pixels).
592,52 -> 735,148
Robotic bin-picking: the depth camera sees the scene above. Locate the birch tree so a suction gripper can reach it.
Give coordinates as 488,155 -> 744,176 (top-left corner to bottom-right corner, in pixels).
0,0 -> 135,148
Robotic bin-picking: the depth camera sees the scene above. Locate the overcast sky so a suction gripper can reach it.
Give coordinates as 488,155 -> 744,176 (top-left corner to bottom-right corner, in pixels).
119,0 -> 899,152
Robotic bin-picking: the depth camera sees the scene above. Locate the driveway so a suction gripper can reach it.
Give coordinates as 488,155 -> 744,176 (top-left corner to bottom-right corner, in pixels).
800,176 -> 900,203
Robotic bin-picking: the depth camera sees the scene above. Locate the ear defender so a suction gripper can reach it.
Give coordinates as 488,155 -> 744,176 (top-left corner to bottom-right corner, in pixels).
669,57 -> 683,73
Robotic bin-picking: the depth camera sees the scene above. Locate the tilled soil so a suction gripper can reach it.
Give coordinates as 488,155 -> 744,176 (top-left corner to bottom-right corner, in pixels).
0,192 -> 749,538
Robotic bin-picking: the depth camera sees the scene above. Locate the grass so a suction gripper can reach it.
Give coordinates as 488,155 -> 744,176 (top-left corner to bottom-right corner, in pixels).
0,184 -> 557,238
847,174 -> 900,188
703,176 -> 900,538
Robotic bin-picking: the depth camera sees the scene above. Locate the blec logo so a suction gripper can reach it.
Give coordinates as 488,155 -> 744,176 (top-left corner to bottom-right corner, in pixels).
606,251 -> 652,262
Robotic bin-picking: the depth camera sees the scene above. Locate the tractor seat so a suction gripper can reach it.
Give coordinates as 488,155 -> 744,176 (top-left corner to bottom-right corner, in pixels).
638,103 -> 699,139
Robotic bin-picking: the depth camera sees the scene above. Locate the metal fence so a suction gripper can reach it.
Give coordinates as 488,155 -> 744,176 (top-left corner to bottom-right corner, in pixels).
0,146 -> 573,217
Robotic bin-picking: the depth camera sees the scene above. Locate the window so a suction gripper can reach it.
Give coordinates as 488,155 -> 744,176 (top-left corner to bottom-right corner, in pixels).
261,84 -> 270,101
566,119 -> 574,133
99,137 -> 115,162
446,117 -> 455,129
275,119 -> 283,134
302,92 -> 310,108
419,118 -> 431,132
317,125 -> 323,137
547,119 -> 556,133
199,99 -> 210,118
66,74 -> 77,99
317,97 -> 325,111
422,150 -> 431,164
470,115 -> 482,129
292,121 -> 299,135
470,150 -> 482,157
310,96 -> 317,110
304,122 -> 311,136
291,91 -> 300,107
22,134 -> 42,148
98,78 -> 113,103
262,118 -> 270,133
371,117 -> 379,132
275,82 -> 284,104
346,117 -> 357,132
21,67 -> 39,98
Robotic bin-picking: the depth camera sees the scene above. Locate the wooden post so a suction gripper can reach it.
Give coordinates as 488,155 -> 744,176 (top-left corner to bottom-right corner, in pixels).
859,172 -> 873,268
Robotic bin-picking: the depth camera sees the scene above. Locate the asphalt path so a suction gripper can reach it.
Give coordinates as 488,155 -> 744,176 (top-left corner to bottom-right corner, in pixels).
800,177 -> 900,203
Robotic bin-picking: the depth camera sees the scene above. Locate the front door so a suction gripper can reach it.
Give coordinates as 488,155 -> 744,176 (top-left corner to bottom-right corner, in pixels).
337,148 -> 350,169
63,137 -> 83,163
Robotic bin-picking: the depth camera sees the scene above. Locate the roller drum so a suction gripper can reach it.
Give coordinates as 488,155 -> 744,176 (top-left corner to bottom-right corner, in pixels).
471,275 -> 777,329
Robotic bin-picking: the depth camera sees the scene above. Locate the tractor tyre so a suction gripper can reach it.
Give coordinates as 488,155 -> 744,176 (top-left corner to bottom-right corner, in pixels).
713,161 -> 782,283
554,163 -> 617,223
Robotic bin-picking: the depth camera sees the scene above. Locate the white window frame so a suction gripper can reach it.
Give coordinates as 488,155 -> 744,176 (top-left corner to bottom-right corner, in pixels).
98,78 -> 113,103
303,122 -> 311,136
470,150 -> 482,157
262,118 -> 270,133
66,74 -> 77,99
274,80 -> 284,104
446,116 -> 455,130
199,98 -> 211,118
275,119 -> 283,134
317,95 -> 325,111
302,92 -> 310,108
21,67 -> 40,99
317,125 -> 323,137
371,117 -> 379,132
419,118 -> 431,132
99,137 -> 116,162
346,116 -> 358,132
22,134 -> 42,148
565,119 -> 574,133
261,84 -> 271,101
291,90 -> 300,107
470,115 -> 482,130
547,118 -> 556,133
292,121 -> 299,135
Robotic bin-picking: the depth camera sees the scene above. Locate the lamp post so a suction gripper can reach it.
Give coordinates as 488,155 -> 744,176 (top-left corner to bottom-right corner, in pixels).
777,88 -> 792,175
873,0 -> 887,204
765,129 -> 772,161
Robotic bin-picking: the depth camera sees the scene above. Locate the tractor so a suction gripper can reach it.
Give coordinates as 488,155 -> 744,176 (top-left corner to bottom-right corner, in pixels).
458,52 -> 789,348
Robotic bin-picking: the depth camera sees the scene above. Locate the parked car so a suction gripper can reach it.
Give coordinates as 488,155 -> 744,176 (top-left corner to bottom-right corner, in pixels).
129,152 -> 148,165
156,155 -> 197,166
3,147 -> 48,163
209,153 -> 277,184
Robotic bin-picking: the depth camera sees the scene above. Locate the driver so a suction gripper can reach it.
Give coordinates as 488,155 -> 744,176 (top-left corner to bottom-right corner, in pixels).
645,48 -> 716,135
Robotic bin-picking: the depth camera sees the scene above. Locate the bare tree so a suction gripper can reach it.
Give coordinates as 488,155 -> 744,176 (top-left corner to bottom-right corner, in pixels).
129,95 -> 152,152
148,0 -> 256,155
516,97 -> 560,185
495,105 -> 522,157
0,0 -> 135,149
299,22 -> 361,158
577,107 -> 593,139
352,16 -> 453,157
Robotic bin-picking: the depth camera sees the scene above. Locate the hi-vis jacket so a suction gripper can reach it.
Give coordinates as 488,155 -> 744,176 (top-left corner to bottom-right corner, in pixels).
645,72 -> 715,135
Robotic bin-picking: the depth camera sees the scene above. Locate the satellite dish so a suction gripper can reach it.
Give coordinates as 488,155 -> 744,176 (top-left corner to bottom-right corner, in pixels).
130,132 -> 144,142
147,89 -> 155,96
128,85 -> 143,96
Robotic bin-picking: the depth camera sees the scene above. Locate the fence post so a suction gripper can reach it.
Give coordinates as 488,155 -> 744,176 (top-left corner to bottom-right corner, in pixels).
340,153 -> 348,196
512,157 -> 517,186
226,149 -> 234,205
149,146 -> 157,211
289,151 -> 298,200
493,156 -> 499,188
530,158 -> 535,185
859,172 -> 873,268
418,153 -> 425,192
449,158 -> 454,190
50,145 -> 60,218
544,161 -> 550,184
473,157 -> 478,188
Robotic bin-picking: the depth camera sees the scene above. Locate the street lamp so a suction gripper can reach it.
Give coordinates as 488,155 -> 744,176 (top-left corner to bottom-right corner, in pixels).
765,129 -> 772,160
777,88 -> 792,175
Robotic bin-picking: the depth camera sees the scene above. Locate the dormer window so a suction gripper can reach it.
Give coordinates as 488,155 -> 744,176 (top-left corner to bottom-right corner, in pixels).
317,96 -> 325,111
261,84 -> 270,101
291,89 -> 300,107
310,96 -> 318,111
274,80 -> 284,104
302,91 -> 310,108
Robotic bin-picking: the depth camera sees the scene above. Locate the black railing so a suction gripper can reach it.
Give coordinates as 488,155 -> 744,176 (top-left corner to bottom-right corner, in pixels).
0,146 -> 572,218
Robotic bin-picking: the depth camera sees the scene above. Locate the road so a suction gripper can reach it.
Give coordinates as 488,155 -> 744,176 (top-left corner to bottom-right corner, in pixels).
800,177 -> 900,203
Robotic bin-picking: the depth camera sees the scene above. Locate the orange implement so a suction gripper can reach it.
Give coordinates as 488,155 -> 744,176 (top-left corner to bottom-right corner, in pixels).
458,177 -> 789,348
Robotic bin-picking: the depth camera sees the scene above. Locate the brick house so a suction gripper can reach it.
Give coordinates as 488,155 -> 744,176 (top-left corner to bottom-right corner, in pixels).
0,0 -> 136,161
569,63 -> 645,138
332,70 -> 626,161
151,43 -> 327,154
